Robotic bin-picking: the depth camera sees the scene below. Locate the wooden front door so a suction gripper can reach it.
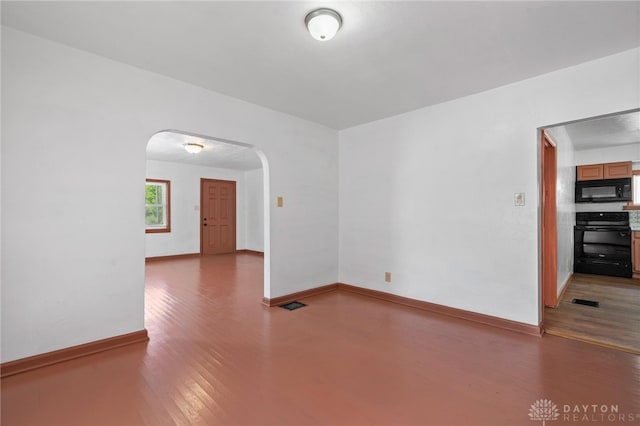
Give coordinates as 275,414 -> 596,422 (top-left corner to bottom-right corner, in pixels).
201,179 -> 236,255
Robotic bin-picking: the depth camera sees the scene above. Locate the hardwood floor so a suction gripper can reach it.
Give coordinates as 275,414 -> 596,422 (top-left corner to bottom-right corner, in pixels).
544,273 -> 640,354
2,254 -> 640,425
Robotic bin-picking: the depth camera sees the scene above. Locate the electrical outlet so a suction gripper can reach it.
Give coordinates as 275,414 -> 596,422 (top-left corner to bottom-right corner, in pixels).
384,272 -> 391,283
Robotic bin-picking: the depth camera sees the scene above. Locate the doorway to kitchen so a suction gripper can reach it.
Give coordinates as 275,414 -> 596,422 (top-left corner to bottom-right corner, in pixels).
540,109 -> 640,354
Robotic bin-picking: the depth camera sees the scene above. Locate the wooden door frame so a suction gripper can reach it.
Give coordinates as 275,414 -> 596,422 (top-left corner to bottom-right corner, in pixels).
541,130 -> 558,321
200,178 -> 237,255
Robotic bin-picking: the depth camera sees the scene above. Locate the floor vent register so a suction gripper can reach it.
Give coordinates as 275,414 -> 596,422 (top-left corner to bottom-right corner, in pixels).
279,301 -> 307,311
571,298 -> 600,308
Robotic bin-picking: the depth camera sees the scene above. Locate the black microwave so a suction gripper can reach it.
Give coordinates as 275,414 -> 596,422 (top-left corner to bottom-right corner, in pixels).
575,178 -> 632,203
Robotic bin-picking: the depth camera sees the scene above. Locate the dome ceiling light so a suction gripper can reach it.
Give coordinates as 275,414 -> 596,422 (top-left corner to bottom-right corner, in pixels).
305,8 -> 342,41
183,143 -> 204,154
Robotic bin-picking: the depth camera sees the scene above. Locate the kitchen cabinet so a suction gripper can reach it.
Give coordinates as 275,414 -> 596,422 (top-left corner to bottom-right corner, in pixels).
577,164 -> 603,181
604,162 -> 632,179
577,161 -> 632,181
633,232 -> 640,279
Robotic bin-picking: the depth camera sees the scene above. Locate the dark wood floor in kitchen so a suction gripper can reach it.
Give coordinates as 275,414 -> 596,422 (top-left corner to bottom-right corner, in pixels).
2,254 -> 639,425
544,273 -> 640,354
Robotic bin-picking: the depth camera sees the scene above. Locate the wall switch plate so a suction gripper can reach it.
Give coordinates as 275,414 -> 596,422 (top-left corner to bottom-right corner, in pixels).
194,205 -> 199,211
514,193 -> 525,206
384,272 -> 391,282
277,196 -> 284,207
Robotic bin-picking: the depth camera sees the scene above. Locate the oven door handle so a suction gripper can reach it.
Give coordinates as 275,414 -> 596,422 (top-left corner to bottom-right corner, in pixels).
591,260 -> 621,266
575,227 -> 630,232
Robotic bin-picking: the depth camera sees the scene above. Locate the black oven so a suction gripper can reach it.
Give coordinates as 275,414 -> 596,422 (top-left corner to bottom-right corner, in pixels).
574,212 -> 631,278
575,178 -> 632,203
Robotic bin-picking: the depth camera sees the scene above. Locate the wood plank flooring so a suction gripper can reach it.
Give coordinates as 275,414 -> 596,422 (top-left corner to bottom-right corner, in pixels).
2,254 -> 640,425
544,273 -> 640,354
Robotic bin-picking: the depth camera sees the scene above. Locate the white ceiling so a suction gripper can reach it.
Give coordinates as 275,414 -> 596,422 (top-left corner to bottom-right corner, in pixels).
147,131 -> 263,170
551,110 -> 640,151
2,1 -> 639,130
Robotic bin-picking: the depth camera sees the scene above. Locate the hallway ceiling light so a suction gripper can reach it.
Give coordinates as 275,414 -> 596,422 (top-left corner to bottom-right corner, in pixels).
183,143 -> 204,154
305,8 -> 342,41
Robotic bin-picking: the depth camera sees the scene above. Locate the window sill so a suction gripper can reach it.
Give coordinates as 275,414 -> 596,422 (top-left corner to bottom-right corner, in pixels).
146,228 -> 171,234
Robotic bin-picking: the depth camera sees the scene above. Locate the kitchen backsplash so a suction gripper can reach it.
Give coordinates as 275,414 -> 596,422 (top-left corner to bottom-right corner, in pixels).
628,210 -> 640,231
574,202 -> 627,212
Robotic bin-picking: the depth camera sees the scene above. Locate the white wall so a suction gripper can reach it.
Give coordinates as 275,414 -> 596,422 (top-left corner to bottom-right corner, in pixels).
545,127 -> 576,295
2,25 -> 639,363
1,28 -> 339,362
339,47 -> 640,326
245,168 -> 264,252
575,143 -> 640,165
145,160 -> 265,257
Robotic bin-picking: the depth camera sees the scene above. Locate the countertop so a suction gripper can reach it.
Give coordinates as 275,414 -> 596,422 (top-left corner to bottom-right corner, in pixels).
628,211 -> 640,231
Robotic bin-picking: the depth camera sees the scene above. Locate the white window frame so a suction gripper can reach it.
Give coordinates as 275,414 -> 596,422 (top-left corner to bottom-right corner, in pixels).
145,179 -> 171,233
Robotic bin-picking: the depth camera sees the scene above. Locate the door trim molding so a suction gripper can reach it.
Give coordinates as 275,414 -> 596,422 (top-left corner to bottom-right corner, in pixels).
1,329 -> 149,378
541,131 -> 558,313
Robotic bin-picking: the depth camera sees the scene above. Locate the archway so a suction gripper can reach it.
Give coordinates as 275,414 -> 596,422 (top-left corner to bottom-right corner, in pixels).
144,130 -> 270,299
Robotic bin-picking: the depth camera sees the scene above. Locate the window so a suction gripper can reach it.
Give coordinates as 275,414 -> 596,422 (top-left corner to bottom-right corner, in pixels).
145,179 -> 170,233
634,172 -> 640,204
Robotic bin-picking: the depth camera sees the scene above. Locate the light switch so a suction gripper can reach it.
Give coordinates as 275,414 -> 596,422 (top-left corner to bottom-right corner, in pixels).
514,193 -> 525,206
277,196 -> 284,207
194,205 -> 199,211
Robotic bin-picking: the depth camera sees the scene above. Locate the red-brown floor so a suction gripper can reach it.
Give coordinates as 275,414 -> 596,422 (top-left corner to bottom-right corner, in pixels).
2,253 -> 639,425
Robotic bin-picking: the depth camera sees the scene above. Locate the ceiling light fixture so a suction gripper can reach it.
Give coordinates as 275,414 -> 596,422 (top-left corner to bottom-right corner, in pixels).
305,8 -> 342,41
183,143 -> 204,154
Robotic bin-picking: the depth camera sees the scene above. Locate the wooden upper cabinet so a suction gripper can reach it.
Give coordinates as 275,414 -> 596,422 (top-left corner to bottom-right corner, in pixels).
577,161 -> 632,181
604,161 -> 632,179
577,164 -> 604,181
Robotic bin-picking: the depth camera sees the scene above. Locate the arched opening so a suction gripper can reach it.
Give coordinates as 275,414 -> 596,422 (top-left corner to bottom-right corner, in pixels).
144,130 -> 270,299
